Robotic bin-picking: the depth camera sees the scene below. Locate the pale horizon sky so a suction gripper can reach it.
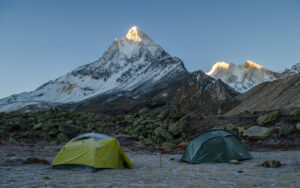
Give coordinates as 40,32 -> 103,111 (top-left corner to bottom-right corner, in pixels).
1,0 -> 300,98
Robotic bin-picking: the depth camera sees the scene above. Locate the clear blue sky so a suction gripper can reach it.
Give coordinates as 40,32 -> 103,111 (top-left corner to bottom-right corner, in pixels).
1,0 -> 300,98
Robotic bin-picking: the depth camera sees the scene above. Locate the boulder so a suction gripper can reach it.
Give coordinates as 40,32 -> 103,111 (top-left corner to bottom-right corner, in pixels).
243,126 -> 271,139
240,110 -> 250,115
238,127 -> 245,136
8,137 -> 18,144
59,121 -> 80,137
289,109 -> 300,117
39,132 -> 51,140
156,114 -> 165,120
49,140 -> 58,146
138,135 -> 144,141
33,123 -> 43,130
154,127 -> 164,137
154,125 -> 170,141
138,108 -> 149,114
226,124 -> 236,132
159,122 -> 168,129
296,123 -> 300,132
57,132 -> 69,143
279,124 -> 295,137
42,122 -> 57,132
169,120 -> 186,136
48,128 -> 59,136
257,111 -> 280,125
160,131 -> 173,141
21,131 -> 36,139
168,109 -> 183,120
142,138 -> 153,145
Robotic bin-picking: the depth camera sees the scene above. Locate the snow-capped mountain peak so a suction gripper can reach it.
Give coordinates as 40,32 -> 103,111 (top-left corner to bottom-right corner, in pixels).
125,26 -> 150,42
0,26 -> 186,112
207,60 -> 278,93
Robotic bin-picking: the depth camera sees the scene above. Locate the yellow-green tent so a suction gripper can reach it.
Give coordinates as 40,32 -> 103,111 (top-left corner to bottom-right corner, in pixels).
52,133 -> 133,169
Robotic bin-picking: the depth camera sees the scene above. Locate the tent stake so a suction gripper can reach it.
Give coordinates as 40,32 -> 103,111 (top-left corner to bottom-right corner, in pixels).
159,144 -> 162,168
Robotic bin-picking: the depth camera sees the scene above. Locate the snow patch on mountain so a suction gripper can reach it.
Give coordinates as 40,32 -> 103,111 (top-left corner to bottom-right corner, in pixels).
281,63 -> 300,77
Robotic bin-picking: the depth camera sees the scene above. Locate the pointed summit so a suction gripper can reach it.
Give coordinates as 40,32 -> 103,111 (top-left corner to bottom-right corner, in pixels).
125,26 -> 151,42
125,26 -> 142,42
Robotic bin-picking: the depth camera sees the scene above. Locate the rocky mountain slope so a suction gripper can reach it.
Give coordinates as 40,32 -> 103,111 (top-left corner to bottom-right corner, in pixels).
66,69 -> 239,114
226,73 -> 300,115
207,60 -> 280,93
0,26 -> 238,114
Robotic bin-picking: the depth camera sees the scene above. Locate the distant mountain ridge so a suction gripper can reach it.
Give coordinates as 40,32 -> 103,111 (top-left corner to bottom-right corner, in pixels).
206,60 -> 300,93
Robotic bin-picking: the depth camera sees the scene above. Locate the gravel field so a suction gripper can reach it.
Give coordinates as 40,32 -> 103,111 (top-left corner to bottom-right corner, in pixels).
1,144 -> 300,188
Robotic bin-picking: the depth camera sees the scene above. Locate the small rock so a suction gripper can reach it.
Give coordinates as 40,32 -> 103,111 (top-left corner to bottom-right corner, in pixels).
260,160 -> 282,168
42,176 -> 50,180
230,160 -> 241,165
237,170 -> 243,173
170,157 -> 175,161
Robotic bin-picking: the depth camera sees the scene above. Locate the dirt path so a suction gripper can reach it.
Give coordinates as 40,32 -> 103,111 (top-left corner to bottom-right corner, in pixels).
1,143 -> 300,188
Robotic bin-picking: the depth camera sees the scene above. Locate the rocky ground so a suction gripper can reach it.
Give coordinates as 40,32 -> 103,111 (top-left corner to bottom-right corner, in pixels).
1,108 -> 300,187
1,108 -> 300,151
1,142 -> 300,188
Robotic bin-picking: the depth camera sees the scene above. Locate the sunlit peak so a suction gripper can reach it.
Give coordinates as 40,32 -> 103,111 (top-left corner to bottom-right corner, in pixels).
207,62 -> 230,75
126,26 -> 142,42
245,60 -> 264,70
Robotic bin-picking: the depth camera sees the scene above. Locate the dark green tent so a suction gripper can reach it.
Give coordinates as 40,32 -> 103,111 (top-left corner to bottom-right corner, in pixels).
181,129 -> 252,164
